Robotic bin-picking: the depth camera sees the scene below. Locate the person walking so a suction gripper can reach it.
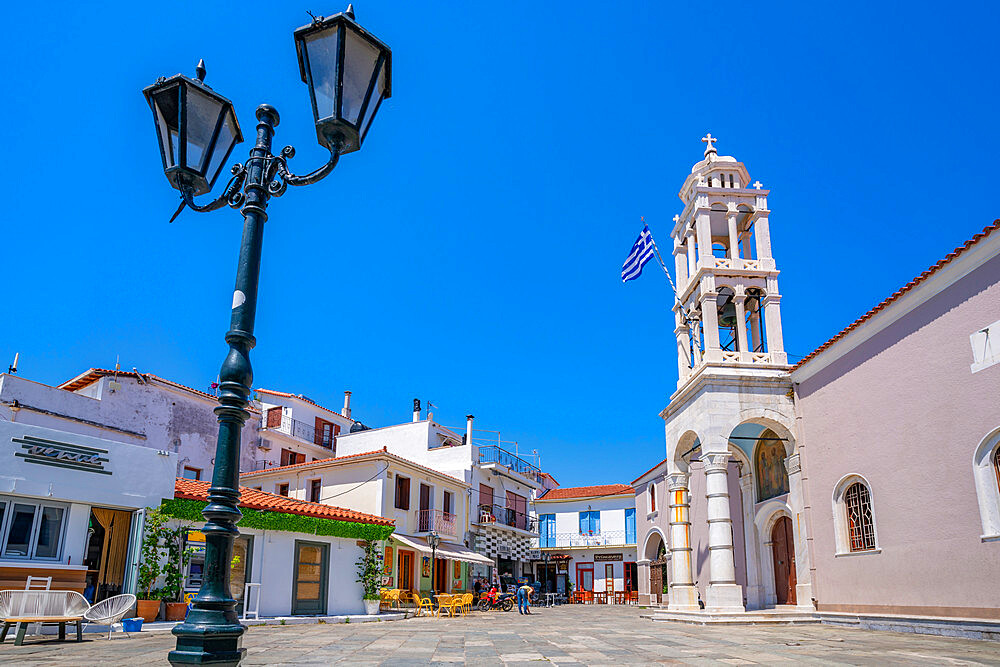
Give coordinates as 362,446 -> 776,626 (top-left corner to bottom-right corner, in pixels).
517,584 -> 534,615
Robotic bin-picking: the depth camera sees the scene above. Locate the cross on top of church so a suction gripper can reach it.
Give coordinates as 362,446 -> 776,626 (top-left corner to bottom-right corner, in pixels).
673,214 -> 680,223
702,133 -> 718,157
753,181 -> 763,189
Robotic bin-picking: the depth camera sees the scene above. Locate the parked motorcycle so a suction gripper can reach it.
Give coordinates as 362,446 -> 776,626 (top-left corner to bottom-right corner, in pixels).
477,592 -> 515,612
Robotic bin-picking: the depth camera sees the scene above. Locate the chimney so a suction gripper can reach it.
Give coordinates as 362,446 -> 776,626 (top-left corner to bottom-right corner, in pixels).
341,391 -> 352,419
412,398 -> 421,422
466,415 -> 474,447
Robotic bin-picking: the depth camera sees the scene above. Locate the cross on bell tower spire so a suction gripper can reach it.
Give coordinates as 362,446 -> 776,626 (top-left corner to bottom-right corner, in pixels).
701,133 -> 718,159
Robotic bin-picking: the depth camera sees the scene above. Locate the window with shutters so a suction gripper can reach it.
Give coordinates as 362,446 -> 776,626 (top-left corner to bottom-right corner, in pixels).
579,510 -> 600,536
277,483 -> 289,497
394,476 -> 410,510
266,407 -> 283,428
314,418 -> 339,449
443,490 -> 453,516
280,448 -> 305,467
505,491 -> 527,530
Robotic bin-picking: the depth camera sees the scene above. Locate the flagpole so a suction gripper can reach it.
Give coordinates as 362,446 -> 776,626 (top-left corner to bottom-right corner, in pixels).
641,217 -> 690,323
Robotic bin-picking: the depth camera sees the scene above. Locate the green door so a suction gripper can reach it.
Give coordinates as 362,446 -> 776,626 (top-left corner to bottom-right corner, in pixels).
292,541 -> 328,615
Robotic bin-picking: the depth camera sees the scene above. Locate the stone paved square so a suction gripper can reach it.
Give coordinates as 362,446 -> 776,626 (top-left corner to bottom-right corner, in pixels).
2,606 -> 999,665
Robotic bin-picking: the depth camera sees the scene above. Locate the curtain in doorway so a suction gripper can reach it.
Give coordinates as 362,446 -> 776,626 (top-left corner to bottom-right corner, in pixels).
92,508 -> 131,589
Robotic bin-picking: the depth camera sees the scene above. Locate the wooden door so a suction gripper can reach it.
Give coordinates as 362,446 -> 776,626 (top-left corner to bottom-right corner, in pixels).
292,541 -> 328,615
771,516 -> 796,605
576,563 -> 594,591
605,564 -> 614,593
649,561 -> 662,603
398,550 -> 414,591
434,558 -> 448,594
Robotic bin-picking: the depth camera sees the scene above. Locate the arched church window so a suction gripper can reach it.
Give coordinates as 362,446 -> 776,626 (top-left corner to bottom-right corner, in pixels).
729,174 -> 734,188
844,483 -> 876,552
648,484 -> 656,513
994,446 -> 1000,494
754,430 -> 789,501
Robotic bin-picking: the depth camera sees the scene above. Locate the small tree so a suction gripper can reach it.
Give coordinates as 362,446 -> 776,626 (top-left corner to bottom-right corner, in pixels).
355,540 -> 383,600
159,524 -> 196,603
137,507 -> 168,599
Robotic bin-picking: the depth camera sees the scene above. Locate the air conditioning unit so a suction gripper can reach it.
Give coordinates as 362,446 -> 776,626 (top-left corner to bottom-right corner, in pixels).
258,439 -> 272,450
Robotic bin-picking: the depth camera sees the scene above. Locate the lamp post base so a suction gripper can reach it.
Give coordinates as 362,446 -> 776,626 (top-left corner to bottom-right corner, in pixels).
169,619 -> 247,666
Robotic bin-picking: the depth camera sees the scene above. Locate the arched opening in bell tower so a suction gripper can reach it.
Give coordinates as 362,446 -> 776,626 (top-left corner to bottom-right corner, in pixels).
717,287 -> 739,351
744,288 -> 768,353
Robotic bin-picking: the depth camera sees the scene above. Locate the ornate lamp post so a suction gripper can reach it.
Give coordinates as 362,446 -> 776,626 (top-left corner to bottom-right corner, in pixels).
141,6 -> 391,666
428,531 -> 441,595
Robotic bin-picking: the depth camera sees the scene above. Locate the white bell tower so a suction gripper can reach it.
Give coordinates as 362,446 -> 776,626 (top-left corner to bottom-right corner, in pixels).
670,134 -> 787,388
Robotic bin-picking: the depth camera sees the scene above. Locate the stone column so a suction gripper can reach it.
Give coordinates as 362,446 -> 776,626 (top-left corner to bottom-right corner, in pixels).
734,287 -> 749,356
666,473 -> 699,611
700,292 -> 721,363
636,559 -> 651,605
703,452 -> 745,611
739,473 -> 763,609
726,208 -> 740,262
696,212 -> 713,267
673,238 -> 688,289
784,452 -> 813,606
675,319 -> 692,380
763,294 -> 787,364
686,231 -> 697,277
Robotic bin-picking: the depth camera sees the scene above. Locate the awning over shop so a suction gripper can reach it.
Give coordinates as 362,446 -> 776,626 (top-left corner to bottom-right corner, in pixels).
390,534 -> 494,565
391,533 -> 431,555
435,541 -> 495,566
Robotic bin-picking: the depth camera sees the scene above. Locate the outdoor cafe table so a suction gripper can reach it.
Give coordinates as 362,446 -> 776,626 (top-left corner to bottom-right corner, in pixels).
593,591 -> 609,604
545,592 -> 557,607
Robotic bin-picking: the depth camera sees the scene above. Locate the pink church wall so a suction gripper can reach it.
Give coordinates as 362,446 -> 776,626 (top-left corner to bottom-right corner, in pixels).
795,252 -> 1000,619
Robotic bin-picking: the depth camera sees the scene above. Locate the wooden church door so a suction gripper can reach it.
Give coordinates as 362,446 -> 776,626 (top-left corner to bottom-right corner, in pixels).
771,516 -> 796,605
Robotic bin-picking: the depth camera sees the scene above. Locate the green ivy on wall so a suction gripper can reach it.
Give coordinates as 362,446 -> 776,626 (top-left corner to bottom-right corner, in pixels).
160,499 -> 395,542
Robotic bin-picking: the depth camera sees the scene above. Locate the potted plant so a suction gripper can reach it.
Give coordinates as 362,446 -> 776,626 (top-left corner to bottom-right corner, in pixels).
160,523 -> 196,621
356,540 -> 383,615
136,508 -> 167,622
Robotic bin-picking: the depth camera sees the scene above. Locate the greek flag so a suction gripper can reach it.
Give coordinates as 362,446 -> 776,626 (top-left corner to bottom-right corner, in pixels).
621,224 -> 655,282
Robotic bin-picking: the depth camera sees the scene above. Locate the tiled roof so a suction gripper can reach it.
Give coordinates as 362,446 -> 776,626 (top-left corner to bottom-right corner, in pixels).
240,448 -> 387,477
240,447 -> 469,487
57,368 -> 260,412
256,388 -> 355,422
174,478 -> 393,526
537,484 -> 634,501
631,457 -> 669,486
792,219 -> 1000,371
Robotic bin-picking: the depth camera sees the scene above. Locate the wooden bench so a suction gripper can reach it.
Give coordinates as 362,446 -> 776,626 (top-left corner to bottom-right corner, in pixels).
0,590 -> 90,646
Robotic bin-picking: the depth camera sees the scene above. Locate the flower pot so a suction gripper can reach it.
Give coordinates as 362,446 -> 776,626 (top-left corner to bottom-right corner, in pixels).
164,602 -> 188,621
136,599 -> 161,623
364,599 -> 380,615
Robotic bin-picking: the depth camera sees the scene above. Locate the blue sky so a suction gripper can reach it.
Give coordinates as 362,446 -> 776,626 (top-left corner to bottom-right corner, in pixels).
2,1 -> 998,487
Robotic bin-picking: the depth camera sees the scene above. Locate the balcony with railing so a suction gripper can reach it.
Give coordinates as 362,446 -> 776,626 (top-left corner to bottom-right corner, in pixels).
476,503 -> 537,534
537,531 -> 632,549
261,414 -> 334,450
414,509 -> 457,536
477,445 -> 542,483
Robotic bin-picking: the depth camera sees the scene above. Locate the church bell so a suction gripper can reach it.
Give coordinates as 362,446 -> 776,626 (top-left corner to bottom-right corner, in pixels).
718,297 -> 738,327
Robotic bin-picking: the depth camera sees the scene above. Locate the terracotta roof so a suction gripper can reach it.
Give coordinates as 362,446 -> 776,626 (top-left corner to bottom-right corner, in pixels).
631,457 -> 669,486
240,447 -> 469,487
537,484 -> 634,501
58,368 -> 260,412
792,219 -> 1000,371
174,478 -> 393,526
256,388 -> 355,422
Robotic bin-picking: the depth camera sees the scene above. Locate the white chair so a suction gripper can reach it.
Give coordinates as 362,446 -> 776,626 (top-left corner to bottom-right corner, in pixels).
83,594 -> 137,640
24,577 -> 51,636
241,583 -> 261,621
0,590 -> 90,645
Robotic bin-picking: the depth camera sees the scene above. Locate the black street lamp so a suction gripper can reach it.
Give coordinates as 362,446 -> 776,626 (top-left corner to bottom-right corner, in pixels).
428,531 -> 441,595
142,6 -> 391,666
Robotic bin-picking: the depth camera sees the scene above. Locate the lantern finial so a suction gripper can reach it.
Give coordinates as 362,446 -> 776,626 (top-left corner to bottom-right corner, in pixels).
345,3 -> 355,19
195,59 -> 206,82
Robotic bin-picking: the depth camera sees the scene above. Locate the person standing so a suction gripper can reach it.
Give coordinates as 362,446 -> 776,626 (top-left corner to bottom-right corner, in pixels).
474,578 -> 482,603
517,584 -> 534,615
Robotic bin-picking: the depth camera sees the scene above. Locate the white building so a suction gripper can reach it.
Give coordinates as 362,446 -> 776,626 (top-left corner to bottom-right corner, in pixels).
0,369 -> 259,480
532,484 -> 637,599
0,420 -> 176,602
167,477 -> 395,618
239,447 -> 492,594
336,407 -> 547,586
255,388 -> 355,469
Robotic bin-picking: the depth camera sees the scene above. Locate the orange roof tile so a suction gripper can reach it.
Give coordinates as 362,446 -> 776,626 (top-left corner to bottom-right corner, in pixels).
537,484 -> 634,501
174,478 -> 393,526
792,219 -> 1000,371
256,388 -> 355,422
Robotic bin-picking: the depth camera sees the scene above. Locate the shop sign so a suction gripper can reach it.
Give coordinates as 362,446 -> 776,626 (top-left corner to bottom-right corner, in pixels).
594,553 -> 623,562
527,549 -> 541,560
13,435 -> 111,475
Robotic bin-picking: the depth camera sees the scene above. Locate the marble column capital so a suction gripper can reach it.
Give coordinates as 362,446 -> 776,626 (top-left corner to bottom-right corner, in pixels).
784,452 -> 801,476
701,452 -> 732,472
666,472 -> 690,491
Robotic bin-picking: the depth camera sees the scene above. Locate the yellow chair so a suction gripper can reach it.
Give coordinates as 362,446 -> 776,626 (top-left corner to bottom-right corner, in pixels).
461,593 -> 473,615
435,593 -> 455,617
411,592 -> 433,617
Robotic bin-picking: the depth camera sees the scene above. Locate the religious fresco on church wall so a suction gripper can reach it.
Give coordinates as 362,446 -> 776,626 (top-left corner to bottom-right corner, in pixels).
754,430 -> 789,502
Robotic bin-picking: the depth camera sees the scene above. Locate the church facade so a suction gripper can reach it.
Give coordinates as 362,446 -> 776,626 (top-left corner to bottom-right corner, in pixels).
636,136 -> 1000,631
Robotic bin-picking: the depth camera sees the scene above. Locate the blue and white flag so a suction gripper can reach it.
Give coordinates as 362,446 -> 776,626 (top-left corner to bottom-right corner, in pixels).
621,224 -> 655,282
